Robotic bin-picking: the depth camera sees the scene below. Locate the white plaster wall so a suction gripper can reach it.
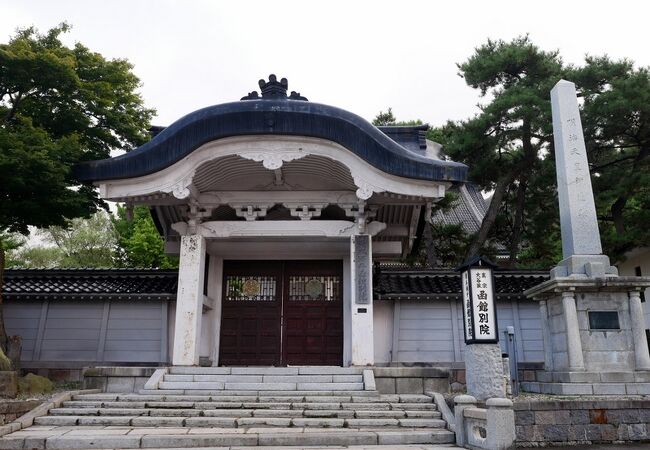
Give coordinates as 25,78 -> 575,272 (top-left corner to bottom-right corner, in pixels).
617,248 -> 650,329
167,302 -> 176,363
373,300 -> 393,364
393,299 -> 544,364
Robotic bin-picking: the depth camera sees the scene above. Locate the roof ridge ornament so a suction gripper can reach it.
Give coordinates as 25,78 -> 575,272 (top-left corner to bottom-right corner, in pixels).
241,74 -> 308,101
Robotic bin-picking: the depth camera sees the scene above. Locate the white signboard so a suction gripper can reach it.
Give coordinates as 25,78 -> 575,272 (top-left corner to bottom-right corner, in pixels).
461,267 -> 498,344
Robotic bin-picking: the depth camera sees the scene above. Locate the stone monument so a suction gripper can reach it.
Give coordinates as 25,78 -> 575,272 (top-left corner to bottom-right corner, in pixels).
524,80 -> 650,395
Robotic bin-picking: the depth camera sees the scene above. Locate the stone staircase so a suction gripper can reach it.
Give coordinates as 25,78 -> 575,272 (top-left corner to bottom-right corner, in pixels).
148,366 -> 370,394
0,367 -> 456,449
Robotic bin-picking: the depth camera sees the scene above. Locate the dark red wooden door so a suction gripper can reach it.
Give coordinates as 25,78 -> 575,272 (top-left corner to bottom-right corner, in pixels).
283,261 -> 343,365
219,261 -> 282,366
219,260 -> 343,366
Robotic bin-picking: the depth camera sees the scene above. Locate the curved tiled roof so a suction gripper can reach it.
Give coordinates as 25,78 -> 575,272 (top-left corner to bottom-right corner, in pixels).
73,76 -> 467,183
375,268 -> 549,301
2,268 -> 178,301
3,267 -> 547,302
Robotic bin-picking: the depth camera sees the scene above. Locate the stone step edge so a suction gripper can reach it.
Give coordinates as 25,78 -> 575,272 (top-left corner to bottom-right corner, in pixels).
73,393 -> 429,402
34,416 -> 447,428
137,389 -> 377,396
47,411 -> 442,420
167,367 -> 365,375
1,429 -> 456,448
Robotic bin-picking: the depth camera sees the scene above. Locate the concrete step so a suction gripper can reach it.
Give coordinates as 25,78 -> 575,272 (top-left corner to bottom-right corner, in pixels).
2,387 -> 453,450
168,366 -> 364,375
62,397 -> 437,411
34,413 -> 447,429
137,388 -> 376,396
0,428 -> 456,449
157,381 -> 366,391
162,374 -> 364,383
49,405 -> 442,420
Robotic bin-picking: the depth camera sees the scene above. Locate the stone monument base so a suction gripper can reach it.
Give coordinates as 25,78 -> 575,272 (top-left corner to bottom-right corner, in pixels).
525,275 -> 650,397
521,371 -> 650,395
464,343 -> 506,401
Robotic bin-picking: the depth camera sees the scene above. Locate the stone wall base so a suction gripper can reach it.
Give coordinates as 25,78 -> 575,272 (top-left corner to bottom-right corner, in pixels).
82,367 -> 158,393
371,367 -> 451,394
0,400 -> 41,425
515,398 -> 650,446
522,371 -> 650,395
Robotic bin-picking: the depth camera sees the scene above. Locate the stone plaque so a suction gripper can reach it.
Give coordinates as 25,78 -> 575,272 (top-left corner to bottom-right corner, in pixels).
355,234 -> 370,304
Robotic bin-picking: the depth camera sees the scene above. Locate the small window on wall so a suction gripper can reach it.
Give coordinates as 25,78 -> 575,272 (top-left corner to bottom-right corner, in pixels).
635,267 -> 645,302
588,311 -> 620,330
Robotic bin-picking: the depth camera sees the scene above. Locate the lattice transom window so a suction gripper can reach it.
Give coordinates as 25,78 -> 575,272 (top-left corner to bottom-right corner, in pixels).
225,276 -> 277,301
288,276 -> 341,301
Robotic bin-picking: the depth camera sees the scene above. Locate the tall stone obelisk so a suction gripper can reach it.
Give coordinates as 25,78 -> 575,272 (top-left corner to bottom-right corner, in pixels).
523,80 -> 650,395
549,80 -> 617,278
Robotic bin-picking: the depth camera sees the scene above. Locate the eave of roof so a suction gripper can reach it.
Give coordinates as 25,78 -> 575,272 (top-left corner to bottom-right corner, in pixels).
73,100 -> 467,184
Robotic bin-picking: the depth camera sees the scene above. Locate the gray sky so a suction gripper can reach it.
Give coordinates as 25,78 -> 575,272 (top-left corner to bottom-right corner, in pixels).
2,0 -> 650,128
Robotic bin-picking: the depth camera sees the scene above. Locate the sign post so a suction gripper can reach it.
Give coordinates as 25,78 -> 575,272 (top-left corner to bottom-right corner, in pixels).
458,256 -> 505,400
460,256 -> 498,344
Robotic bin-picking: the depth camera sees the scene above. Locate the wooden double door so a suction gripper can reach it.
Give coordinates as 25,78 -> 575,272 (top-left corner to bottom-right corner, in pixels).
219,260 -> 343,366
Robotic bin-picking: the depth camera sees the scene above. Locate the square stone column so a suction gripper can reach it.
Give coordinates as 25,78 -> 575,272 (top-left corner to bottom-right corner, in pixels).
350,234 -> 374,365
172,234 -> 206,366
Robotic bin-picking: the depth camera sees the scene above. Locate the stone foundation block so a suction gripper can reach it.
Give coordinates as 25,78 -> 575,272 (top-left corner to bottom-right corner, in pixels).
374,378 -> 395,394
625,383 -> 650,395
593,383 -> 627,395
395,378 -> 423,394
106,377 -> 135,393
423,377 -> 449,393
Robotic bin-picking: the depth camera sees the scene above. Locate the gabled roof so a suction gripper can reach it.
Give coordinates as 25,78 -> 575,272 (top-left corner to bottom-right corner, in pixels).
434,183 -> 489,234
73,75 -> 467,184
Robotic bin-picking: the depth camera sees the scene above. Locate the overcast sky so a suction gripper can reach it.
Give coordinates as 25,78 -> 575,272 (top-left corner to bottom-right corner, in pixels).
2,0 -> 650,128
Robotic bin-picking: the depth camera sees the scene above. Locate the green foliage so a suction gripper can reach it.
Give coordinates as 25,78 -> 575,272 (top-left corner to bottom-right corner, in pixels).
436,37 -> 650,267
372,107 -> 423,127
9,207 -> 179,269
0,22 -> 153,240
18,373 -> 54,395
44,211 -> 117,267
0,23 -> 152,351
427,223 -> 470,268
569,57 -> 650,261
435,36 -> 564,266
8,211 -> 116,268
113,206 -> 178,269
8,246 -> 63,268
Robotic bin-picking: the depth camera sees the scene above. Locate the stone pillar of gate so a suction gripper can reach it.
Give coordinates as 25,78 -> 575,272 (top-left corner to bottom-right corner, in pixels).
350,234 -> 374,365
172,234 -> 207,366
